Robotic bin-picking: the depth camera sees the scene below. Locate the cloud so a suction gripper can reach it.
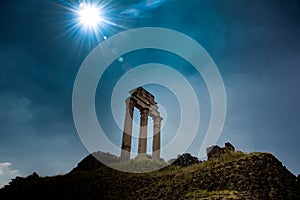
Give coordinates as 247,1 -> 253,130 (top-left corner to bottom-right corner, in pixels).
7,96 -> 34,123
120,0 -> 167,18
0,162 -> 21,188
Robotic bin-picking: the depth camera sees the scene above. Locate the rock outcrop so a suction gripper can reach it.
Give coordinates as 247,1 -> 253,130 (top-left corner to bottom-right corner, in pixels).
71,151 -> 119,172
206,142 -> 236,160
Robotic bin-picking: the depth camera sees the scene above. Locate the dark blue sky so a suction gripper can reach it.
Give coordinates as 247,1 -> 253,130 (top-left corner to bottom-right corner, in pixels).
0,0 -> 299,187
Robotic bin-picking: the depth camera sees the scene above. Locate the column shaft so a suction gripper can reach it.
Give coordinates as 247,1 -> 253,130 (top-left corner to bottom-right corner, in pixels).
120,99 -> 134,161
138,108 -> 149,157
152,116 -> 162,160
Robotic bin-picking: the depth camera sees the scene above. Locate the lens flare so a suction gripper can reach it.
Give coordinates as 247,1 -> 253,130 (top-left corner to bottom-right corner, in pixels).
54,0 -> 127,48
77,3 -> 104,29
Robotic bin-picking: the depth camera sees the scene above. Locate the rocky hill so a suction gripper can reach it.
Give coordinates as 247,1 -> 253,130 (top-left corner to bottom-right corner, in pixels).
0,144 -> 299,199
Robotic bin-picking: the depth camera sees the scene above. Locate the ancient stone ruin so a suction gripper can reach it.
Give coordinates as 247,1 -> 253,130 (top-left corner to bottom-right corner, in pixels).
206,142 -> 235,160
120,87 -> 163,161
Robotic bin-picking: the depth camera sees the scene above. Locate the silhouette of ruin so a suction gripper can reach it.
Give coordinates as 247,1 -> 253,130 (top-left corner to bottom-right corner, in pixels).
120,87 -> 162,161
206,142 -> 235,160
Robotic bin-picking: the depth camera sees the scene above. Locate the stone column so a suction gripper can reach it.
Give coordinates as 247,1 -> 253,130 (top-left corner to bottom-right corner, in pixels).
152,116 -> 162,160
138,108 -> 149,157
120,98 -> 134,161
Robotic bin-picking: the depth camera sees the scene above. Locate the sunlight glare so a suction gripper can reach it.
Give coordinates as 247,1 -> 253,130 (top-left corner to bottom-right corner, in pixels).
78,3 -> 103,29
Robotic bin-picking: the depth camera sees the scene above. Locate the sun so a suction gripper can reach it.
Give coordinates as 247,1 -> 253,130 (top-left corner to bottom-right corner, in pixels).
57,0 -> 124,43
77,2 -> 104,29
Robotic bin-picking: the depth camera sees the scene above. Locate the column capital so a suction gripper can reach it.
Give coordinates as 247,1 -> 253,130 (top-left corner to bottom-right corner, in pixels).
140,108 -> 149,118
153,115 -> 163,120
126,98 -> 135,110
153,116 -> 163,125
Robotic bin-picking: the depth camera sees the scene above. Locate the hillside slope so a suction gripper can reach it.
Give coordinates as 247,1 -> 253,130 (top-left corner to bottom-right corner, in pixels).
0,151 -> 299,199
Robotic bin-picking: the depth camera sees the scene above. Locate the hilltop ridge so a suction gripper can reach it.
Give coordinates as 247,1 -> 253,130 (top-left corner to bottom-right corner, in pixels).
1,144 -> 299,199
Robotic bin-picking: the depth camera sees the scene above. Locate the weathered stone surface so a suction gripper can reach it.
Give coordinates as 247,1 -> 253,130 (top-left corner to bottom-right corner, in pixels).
152,116 -> 162,160
225,142 -> 235,151
121,87 -> 163,161
138,108 -> 149,156
120,98 -> 135,161
206,142 -> 236,160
